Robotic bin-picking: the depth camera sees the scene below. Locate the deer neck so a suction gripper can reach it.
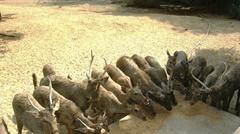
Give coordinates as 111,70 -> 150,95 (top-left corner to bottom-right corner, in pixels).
119,90 -> 131,104
117,103 -> 131,114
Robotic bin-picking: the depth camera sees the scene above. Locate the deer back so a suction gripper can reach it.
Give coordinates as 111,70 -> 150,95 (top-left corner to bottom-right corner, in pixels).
131,54 -> 151,70
40,75 -> 90,112
104,64 -> 132,90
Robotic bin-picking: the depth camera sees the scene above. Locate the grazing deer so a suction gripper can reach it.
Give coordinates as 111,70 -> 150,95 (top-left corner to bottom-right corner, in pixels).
42,64 -> 72,80
132,54 -> 177,106
40,75 -> 91,112
190,63 -> 227,105
103,62 -> 156,118
192,63 -> 240,115
145,56 -> 162,69
186,56 -> 207,100
198,65 -> 215,82
166,51 -> 189,96
104,63 -> 132,92
82,52 -> 147,124
166,50 -> 189,84
0,117 -> 10,134
116,56 -> 172,111
91,69 -> 149,105
33,74 -> 107,134
87,82 -> 147,125
12,92 -> 60,134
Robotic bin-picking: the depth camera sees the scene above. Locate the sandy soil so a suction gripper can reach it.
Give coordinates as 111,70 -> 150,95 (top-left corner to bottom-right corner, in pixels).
1,0 -> 240,133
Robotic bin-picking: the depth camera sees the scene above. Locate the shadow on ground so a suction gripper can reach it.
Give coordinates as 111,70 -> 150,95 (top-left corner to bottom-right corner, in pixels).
0,31 -> 24,58
0,13 -> 17,22
194,48 -> 239,66
38,0 -> 240,35
37,0 -> 108,6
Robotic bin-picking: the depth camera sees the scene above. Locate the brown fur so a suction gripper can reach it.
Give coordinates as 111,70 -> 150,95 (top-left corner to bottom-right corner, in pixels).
210,63 -> 240,114
42,64 -> 56,77
91,69 -> 149,106
145,56 -> 162,69
88,84 -> 147,125
132,54 -> 177,106
33,86 -> 105,134
12,93 -> 59,134
104,64 -> 132,92
116,56 -> 172,111
40,75 -> 91,112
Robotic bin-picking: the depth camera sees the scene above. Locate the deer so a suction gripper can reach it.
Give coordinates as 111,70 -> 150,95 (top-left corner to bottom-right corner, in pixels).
33,74 -> 108,134
12,89 -> 60,134
103,62 -> 156,118
82,52 -> 147,124
42,64 -> 72,80
166,50 -> 189,85
191,63 -> 240,115
132,54 -> 177,106
116,56 -> 172,111
86,82 -> 147,125
0,117 -> 10,134
91,68 -> 155,118
185,56 -> 207,100
103,63 -> 132,93
145,56 -> 162,69
190,63 -> 227,105
91,68 -> 149,105
198,65 -> 215,82
40,75 -> 91,113
166,50 -> 189,96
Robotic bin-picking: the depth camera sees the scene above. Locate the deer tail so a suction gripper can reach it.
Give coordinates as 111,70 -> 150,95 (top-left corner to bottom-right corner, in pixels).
32,73 -> 38,90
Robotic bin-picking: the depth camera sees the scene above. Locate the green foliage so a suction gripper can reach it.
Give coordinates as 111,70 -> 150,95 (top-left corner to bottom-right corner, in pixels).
122,0 -> 240,20
123,0 -> 162,8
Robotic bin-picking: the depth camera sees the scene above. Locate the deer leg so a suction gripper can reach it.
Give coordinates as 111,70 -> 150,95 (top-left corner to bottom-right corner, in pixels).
66,124 -> 73,134
201,93 -> 208,103
222,95 -> 229,111
16,119 -> 23,134
235,90 -> 240,115
226,90 -> 235,110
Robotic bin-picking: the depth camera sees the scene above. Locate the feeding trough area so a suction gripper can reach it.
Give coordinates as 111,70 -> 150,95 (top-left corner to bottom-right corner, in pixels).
110,93 -> 240,134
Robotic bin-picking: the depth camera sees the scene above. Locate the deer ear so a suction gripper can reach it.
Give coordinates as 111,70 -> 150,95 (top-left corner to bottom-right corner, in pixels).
188,59 -> 193,64
121,86 -> 128,93
167,50 -> 171,57
99,76 -> 109,84
174,51 -> 178,57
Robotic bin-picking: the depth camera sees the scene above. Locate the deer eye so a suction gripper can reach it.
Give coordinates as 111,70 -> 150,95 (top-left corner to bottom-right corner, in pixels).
134,109 -> 139,112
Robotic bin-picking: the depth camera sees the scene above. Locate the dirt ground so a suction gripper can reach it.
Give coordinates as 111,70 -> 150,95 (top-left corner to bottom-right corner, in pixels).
1,0 -> 240,133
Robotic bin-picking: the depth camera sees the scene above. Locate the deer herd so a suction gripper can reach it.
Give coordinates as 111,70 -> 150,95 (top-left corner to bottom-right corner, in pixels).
2,50 -> 239,134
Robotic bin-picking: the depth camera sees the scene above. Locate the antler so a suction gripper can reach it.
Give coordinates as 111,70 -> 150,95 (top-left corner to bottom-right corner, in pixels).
191,69 -> 211,92
28,95 -> 41,112
98,58 -> 108,79
221,62 -> 228,79
77,118 -> 95,132
86,50 -> 95,80
47,76 -> 53,108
